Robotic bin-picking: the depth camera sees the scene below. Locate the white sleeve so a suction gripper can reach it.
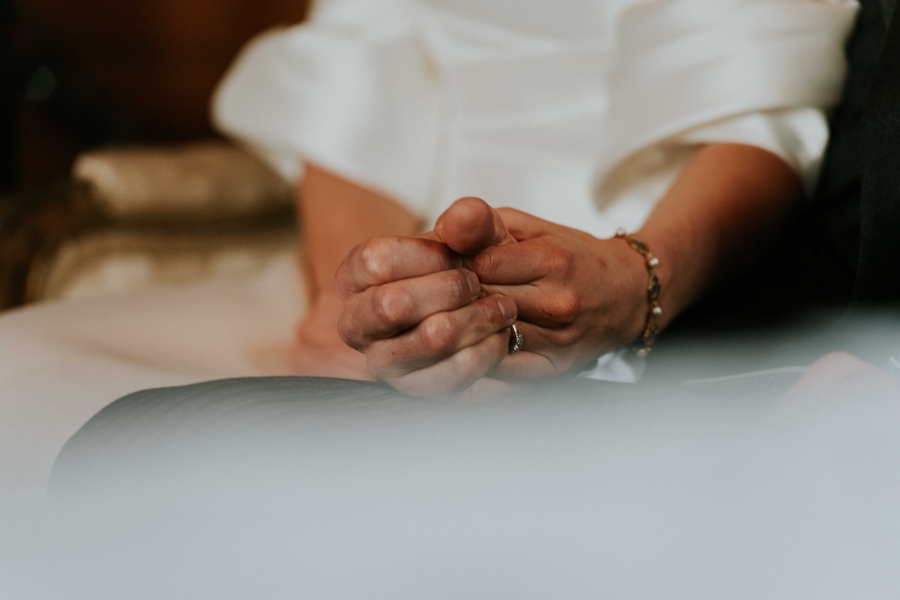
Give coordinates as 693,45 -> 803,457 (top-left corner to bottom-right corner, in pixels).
596,0 -> 859,203
211,0 -> 441,216
676,107 -> 831,195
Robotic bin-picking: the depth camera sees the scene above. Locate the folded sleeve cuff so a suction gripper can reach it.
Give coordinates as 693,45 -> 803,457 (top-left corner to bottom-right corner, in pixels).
596,0 -> 858,202
211,12 -> 442,217
677,107 -> 831,195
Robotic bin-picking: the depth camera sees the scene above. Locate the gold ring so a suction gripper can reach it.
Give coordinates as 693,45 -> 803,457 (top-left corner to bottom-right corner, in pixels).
508,322 -> 524,354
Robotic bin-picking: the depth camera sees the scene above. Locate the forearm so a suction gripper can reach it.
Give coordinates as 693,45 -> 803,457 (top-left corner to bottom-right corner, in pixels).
298,163 -> 421,298
637,143 -> 804,328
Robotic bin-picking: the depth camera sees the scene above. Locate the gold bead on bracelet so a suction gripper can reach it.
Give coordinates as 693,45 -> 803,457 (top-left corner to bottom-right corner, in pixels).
615,227 -> 661,357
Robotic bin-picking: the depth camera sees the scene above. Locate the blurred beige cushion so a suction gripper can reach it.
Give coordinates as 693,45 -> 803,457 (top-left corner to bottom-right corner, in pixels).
29,224 -> 298,303
72,141 -> 293,221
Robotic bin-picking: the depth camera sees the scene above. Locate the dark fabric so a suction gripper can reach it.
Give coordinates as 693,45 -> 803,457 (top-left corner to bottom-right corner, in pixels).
854,0 -> 900,302
772,0 -> 900,306
881,0 -> 896,27
806,0 -> 888,295
659,0 -> 900,376
670,0 -> 896,335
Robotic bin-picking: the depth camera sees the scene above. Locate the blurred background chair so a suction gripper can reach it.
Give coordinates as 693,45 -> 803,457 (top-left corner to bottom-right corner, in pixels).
0,0 -> 310,309
20,141 -> 297,304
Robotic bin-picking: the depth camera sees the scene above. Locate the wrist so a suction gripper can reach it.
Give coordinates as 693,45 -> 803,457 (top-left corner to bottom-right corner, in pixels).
599,235 -> 656,348
632,225 -> 702,331
611,230 -> 666,354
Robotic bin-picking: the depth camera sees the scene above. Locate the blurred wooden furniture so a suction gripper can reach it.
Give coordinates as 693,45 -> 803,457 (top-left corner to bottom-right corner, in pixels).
18,0 -> 309,138
6,0 -> 309,190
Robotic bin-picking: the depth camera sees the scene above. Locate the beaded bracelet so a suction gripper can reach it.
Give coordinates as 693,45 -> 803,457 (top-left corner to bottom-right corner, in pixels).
615,228 -> 662,357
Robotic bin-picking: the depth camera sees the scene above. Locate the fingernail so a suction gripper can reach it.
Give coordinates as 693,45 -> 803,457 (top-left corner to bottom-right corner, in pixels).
466,270 -> 480,295
497,295 -> 516,320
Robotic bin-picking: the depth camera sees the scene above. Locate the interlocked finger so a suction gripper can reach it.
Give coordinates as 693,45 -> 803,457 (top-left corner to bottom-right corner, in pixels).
339,268 -> 484,348
388,331 -> 511,397
336,236 -> 460,296
463,238 -> 554,285
366,294 -> 517,379
488,320 -> 597,379
480,283 -> 582,328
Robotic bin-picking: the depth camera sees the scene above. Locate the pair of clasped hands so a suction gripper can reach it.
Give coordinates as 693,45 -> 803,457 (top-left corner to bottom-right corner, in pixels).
332,197 -> 649,397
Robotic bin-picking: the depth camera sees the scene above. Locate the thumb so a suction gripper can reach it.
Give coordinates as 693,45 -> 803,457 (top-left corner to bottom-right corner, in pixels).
432,197 -> 515,255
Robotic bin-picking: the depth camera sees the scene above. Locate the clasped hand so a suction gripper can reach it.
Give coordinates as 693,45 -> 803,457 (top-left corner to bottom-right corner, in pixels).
335,197 -> 649,397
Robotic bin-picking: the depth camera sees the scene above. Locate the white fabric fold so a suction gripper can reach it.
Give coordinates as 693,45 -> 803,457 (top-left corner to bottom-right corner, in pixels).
0,252 -> 306,498
0,0 -> 869,499
215,0 -> 858,235
596,0 -> 858,203
677,108 -> 832,195
212,0 -> 860,384
213,1 -> 442,215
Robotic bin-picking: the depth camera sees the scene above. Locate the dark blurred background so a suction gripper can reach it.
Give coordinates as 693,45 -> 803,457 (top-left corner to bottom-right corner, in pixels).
0,0 -> 309,195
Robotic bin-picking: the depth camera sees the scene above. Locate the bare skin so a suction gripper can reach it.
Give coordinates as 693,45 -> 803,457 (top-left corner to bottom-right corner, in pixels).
334,203 -> 520,396
291,163 -> 419,379
334,143 -> 804,396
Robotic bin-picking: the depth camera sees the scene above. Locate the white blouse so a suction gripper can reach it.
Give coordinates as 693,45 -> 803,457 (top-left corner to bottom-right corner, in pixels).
0,1 -> 867,495
213,0 -> 858,238
212,0 -> 858,382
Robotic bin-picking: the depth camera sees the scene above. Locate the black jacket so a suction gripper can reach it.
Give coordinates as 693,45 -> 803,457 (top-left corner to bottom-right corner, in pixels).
679,0 -> 900,324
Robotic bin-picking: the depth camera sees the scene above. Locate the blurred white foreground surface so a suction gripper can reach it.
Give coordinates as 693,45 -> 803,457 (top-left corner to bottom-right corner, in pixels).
1,374 -> 898,600
0,252 -> 304,498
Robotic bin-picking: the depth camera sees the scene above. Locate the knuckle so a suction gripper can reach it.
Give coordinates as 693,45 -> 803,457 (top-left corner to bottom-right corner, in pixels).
360,237 -> 395,281
548,290 -> 581,324
372,286 -> 412,329
420,313 -> 455,354
449,347 -> 481,382
452,336 -> 504,382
